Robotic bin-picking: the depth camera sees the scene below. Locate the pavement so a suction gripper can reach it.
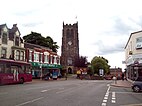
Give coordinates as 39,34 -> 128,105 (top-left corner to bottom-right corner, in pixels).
111,79 -> 133,88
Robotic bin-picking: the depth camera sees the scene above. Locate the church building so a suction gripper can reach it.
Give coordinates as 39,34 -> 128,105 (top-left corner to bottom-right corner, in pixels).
61,22 -> 79,73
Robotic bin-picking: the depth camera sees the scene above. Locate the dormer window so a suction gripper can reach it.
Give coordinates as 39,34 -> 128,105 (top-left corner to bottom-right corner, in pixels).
2,32 -> 7,44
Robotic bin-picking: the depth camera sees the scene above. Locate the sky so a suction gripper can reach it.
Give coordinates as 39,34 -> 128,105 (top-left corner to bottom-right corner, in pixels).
1,0 -> 142,71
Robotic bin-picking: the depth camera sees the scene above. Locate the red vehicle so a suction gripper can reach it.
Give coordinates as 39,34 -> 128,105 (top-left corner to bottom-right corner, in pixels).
0,59 -> 32,85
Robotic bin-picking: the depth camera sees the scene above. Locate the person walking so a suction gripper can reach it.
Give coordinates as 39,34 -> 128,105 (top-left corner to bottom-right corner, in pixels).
65,72 -> 67,80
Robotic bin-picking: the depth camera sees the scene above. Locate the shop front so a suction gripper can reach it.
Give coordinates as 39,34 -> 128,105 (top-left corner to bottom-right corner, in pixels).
31,62 -> 42,78
31,62 -> 62,79
126,55 -> 142,80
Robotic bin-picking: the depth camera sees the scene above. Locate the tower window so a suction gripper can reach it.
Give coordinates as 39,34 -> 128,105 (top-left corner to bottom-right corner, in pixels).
71,29 -> 74,36
66,29 -> 70,38
67,57 -> 72,65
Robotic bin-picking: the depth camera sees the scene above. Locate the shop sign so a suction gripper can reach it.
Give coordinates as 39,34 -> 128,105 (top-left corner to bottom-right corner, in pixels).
31,62 -> 40,67
42,64 -> 62,68
31,62 -> 62,68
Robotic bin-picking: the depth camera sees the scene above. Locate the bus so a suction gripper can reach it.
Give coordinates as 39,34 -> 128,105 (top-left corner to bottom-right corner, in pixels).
0,59 -> 32,85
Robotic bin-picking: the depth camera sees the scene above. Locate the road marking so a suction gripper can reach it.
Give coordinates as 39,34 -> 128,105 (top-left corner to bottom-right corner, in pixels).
107,84 -> 110,86
112,97 -> 115,100
102,103 -> 106,106
15,97 -> 44,106
104,97 -> 108,99
41,90 -> 48,93
102,85 -> 110,106
103,99 -> 107,102
112,100 -> 116,103
111,92 -> 116,103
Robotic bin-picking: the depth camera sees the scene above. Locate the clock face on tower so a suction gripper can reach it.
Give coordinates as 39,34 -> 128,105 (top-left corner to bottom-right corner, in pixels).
68,41 -> 72,45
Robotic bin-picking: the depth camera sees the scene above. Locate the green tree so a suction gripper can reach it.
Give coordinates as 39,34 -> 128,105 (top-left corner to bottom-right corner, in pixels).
91,56 -> 110,75
23,32 -> 59,52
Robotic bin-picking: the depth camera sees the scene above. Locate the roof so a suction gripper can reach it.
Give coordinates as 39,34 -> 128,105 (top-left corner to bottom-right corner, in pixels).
124,30 -> 142,49
24,42 -> 52,52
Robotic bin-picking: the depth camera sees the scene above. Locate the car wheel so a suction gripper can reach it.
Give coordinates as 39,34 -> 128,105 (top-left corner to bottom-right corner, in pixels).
20,78 -> 24,84
133,85 -> 140,92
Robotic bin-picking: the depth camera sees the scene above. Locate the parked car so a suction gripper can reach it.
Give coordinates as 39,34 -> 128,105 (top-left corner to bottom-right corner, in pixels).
132,76 -> 142,92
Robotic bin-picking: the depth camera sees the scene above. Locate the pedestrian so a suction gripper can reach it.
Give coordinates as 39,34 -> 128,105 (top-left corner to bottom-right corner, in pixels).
65,72 -> 67,80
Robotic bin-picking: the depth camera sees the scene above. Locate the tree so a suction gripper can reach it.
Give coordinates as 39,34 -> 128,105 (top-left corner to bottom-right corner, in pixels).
91,56 -> 110,75
23,32 -> 59,52
74,56 -> 88,68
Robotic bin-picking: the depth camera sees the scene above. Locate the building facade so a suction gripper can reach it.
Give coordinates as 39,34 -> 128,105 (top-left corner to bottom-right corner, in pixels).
24,43 -> 61,79
0,23 -> 61,80
109,68 -> 122,80
0,24 -> 25,61
125,30 -> 142,80
61,22 -> 79,73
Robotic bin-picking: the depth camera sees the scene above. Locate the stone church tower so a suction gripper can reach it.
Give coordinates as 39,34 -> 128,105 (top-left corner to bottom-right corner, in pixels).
61,22 -> 79,73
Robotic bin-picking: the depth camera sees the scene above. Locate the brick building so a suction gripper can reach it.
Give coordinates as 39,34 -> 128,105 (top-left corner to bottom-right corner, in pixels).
24,42 -> 61,79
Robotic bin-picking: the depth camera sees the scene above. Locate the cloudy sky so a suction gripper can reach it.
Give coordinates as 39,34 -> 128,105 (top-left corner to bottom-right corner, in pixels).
1,0 -> 142,70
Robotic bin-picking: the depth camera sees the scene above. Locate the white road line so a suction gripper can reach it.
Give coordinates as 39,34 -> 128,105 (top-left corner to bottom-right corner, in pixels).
15,97 -> 44,106
107,86 -> 110,93
102,103 -> 107,106
41,90 -> 47,93
111,100 -> 116,103
112,92 -> 115,97
101,85 -> 111,106
112,97 -> 115,100
111,92 -> 116,103
103,99 -> 107,102
104,97 -> 108,100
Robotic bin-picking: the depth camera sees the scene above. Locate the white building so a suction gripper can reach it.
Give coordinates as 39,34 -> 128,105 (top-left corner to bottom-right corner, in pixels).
125,30 -> 142,80
0,24 -> 25,61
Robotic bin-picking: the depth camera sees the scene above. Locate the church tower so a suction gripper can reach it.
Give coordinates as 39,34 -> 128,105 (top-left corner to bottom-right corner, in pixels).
61,22 -> 79,73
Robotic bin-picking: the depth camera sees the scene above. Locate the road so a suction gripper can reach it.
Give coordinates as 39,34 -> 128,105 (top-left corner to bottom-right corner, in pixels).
0,79 -> 141,106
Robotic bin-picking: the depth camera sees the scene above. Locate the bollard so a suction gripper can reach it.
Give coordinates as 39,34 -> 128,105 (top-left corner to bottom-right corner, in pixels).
113,76 -> 117,84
